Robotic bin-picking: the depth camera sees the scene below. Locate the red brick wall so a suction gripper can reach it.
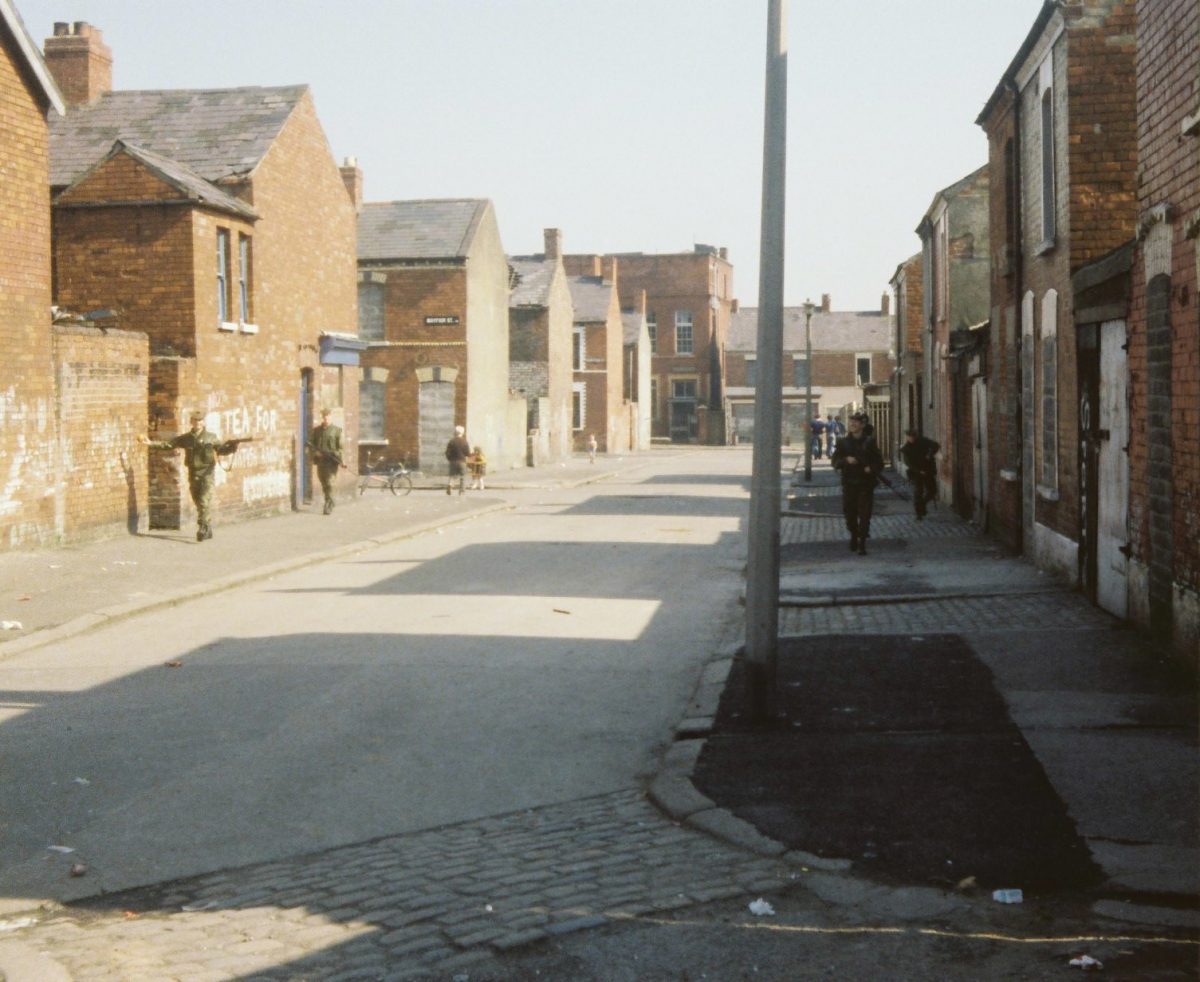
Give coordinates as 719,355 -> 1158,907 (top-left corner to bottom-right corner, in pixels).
609,251 -> 734,441
981,91 -> 1025,551
221,90 -> 359,507
53,325 -> 150,539
0,24 -> 56,546
361,263 -> 469,466
53,157 -> 206,357
1128,0 -> 1200,651
1065,0 -> 1138,272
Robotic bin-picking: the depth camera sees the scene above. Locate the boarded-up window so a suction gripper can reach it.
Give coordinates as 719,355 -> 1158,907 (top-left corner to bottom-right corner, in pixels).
1039,290 -> 1058,489
793,358 -> 809,388
358,281 -> 385,341
359,380 -> 385,441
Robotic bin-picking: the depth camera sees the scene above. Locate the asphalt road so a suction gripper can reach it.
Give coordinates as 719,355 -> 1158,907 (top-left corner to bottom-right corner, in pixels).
0,452 -> 751,907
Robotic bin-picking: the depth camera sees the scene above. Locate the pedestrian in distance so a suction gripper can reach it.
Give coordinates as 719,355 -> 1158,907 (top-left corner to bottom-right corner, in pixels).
139,411 -> 244,541
445,425 -> 470,496
824,413 -> 844,457
831,411 -> 884,555
468,446 -> 487,490
307,408 -> 344,515
586,433 -> 598,463
810,415 -> 826,459
898,428 -> 940,520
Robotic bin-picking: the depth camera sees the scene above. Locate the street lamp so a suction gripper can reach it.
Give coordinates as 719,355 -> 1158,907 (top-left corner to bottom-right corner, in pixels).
803,298 -> 814,482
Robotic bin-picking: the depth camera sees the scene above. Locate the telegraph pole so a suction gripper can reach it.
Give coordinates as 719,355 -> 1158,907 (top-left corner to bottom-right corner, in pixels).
745,0 -> 787,722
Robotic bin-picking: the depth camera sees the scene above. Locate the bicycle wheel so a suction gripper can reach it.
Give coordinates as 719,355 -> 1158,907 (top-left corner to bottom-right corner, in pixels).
388,471 -> 413,496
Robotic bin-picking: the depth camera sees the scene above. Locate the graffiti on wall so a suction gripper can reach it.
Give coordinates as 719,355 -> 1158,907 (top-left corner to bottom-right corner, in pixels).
201,400 -> 289,506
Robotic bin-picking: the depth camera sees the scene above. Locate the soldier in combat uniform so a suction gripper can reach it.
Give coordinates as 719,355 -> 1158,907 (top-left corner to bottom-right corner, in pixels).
831,411 -> 884,555
140,411 -> 240,541
307,408 -> 344,514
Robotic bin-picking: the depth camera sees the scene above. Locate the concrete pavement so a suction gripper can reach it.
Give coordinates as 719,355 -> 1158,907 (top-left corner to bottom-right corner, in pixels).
657,457 -> 1200,935
0,453 -> 643,660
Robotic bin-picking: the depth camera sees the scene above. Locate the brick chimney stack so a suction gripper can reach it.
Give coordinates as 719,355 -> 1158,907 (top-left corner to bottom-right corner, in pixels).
881,291 -> 890,316
340,156 -> 363,212
820,293 -> 831,313
544,228 -> 562,262
601,256 -> 618,289
44,22 -> 112,106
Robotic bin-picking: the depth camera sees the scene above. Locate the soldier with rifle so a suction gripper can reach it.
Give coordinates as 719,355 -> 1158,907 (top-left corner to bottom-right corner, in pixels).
307,408 -> 344,515
139,411 -> 250,541
831,411 -> 884,555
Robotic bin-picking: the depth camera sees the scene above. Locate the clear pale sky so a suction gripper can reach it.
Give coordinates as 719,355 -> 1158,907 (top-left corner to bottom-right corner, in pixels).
17,0 -> 1040,310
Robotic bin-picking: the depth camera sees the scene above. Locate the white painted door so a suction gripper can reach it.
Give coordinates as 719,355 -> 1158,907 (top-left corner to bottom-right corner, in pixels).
1096,320 -> 1129,618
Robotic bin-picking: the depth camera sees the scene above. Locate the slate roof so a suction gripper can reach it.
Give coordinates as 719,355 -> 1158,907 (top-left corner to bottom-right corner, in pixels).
358,199 -> 489,261
48,85 -> 307,188
728,307 -> 893,353
567,276 -> 613,323
508,257 -> 555,306
57,140 -> 258,219
0,0 -> 65,114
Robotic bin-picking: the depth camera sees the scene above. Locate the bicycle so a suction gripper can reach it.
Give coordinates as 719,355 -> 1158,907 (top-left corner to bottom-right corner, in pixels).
358,452 -> 414,496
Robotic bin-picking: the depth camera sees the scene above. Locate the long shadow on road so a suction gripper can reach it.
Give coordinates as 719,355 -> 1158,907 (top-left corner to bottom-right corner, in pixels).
693,634 -> 1103,895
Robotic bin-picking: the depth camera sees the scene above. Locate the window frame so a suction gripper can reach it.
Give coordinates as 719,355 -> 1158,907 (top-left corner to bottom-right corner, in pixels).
647,311 -> 657,354
674,311 -> 694,355
792,356 -> 810,389
358,378 -> 387,442
571,381 -> 586,430
855,354 -> 872,386
216,228 -> 230,326
572,326 -> 585,371
358,279 -> 386,342
237,233 -> 251,323
1038,53 -> 1057,250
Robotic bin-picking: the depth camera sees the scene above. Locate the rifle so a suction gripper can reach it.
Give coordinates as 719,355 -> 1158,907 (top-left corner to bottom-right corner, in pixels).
311,447 -> 347,469
217,436 -> 256,455
875,470 -> 910,501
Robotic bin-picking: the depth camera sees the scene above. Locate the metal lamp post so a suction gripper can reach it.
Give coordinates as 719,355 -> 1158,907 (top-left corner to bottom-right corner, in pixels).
803,299 -> 814,482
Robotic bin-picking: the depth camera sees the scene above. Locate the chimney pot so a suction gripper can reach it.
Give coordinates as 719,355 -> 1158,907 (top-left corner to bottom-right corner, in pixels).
44,22 -> 112,106
543,228 -> 562,262
881,292 -> 891,316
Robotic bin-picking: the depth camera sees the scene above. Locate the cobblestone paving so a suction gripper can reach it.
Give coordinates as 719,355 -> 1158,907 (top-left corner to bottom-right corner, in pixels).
779,590 -> 1114,636
781,512 -> 977,545
11,790 -> 791,981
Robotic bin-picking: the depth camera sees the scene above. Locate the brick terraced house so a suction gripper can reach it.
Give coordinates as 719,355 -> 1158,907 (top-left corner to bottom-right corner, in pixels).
977,0 -> 1137,588
916,166 -> 991,518
0,7 -> 151,548
610,247 -> 735,444
724,297 -> 895,453
564,258 -> 629,454
357,198 -> 522,474
0,0 -> 64,547
889,253 -> 925,450
508,228 -> 575,465
621,291 -> 652,452
1126,0 -> 1199,661
45,22 -> 359,531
